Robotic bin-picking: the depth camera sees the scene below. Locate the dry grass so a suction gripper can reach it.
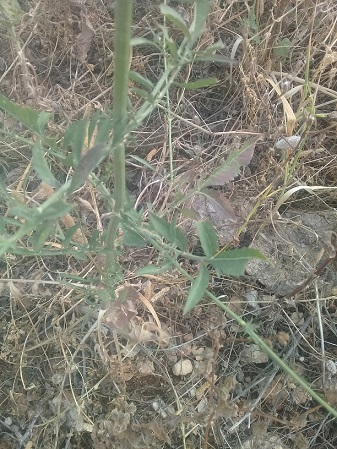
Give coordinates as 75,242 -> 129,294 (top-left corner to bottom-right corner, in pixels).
1,0 -> 337,448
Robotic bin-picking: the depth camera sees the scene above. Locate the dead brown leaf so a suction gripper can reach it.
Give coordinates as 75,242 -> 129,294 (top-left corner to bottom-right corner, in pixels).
146,420 -> 171,445
200,188 -> 237,222
136,358 -> 155,374
76,9 -> 95,62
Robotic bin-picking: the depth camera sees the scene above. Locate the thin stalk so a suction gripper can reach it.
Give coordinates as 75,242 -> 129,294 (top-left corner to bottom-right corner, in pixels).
105,0 -> 133,256
130,35 -> 191,130
165,86 -> 174,181
112,0 -> 133,210
138,232 -> 337,418
163,0 -> 174,181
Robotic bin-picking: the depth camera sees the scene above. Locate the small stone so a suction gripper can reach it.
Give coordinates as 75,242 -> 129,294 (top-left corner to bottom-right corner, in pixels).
244,289 -> 259,309
326,360 -> 337,376
240,344 -> 269,364
275,135 -> 301,151
172,359 -> 193,376
51,373 -> 63,385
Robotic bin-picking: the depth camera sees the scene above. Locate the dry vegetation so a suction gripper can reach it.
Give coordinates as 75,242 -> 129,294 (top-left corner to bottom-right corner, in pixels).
1,0 -> 337,448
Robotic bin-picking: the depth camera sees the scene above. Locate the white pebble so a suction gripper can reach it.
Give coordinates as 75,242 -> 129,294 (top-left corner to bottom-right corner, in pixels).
275,135 -> 301,151
172,359 -> 193,376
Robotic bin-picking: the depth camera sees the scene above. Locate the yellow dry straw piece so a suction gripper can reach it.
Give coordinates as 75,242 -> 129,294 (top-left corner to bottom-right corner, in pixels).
266,76 -> 296,136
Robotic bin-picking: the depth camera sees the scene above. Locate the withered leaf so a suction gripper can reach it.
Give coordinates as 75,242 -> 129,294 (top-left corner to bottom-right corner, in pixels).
201,135 -> 261,187
200,188 -> 237,222
76,10 -> 95,62
103,286 -> 139,333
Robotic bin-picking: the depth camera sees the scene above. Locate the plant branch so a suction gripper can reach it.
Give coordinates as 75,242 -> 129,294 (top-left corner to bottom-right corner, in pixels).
105,0 -> 133,260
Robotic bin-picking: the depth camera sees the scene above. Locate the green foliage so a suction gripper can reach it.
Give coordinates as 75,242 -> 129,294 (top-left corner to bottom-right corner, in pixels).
130,37 -> 161,50
273,37 -> 292,59
148,212 -> 186,250
28,222 -> 55,251
0,1 -> 267,290
190,0 -> 210,44
0,93 -> 51,135
32,143 -> 60,188
174,77 -> 218,89
2,0 -> 332,418
0,0 -> 22,27
160,4 -> 191,40
210,248 -> 266,276
121,226 -> 147,248
69,144 -> 111,194
129,70 -> 155,90
63,118 -> 89,165
183,263 -> 209,314
197,221 -> 218,257
136,262 -> 174,276
243,7 -> 260,43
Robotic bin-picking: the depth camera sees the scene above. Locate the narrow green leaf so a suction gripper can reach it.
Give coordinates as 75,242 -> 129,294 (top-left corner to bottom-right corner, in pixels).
28,222 -> 54,251
37,111 -> 52,133
130,37 -> 160,50
3,217 -> 22,227
183,263 -> 209,314
172,226 -> 187,251
32,143 -> 60,188
170,0 -> 195,3
62,224 -> 82,247
63,118 -> 89,165
197,221 -> 218,257
72,250 -> 88,261
0,176 -> 11,199
122,202 -> 144,222
129,155 -> 156,172
190,0 -> 210,43
11,206 -> 38,221
194,54 -> 237,64
0,236 -> 15,254
61,273 -> 97,284
180,207 -> 200,221
131,88 -> 155,103
92,115 -> 113,146
0,0 -> 23,24
149,213 -> 187,249
200,40 -> 225,53
174,77 -> 218,89
159,25 -> 178,61
0,93 -> 51,135
122,226 -> 147,247
165,36 -> 179,61
160,4 -> 191,40
129,70 -> 154,90
0,215 -> 6,235
69,144 -> 110,194
88,229 -> 100,250
43,137 -> 60,154
149,212 -> 173,241
136,263 -> 172,276
39,200 -> 74,220
87,114 -> 100,144
210,248 -> 267,276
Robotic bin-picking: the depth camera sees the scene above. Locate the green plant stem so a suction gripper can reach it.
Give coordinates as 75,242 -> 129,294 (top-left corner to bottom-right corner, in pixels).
105,0 -> 133,264
112,0 -> 133,212
210,295 -> 337,417
140,232 -> 337,418
163,2 -> 174,181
